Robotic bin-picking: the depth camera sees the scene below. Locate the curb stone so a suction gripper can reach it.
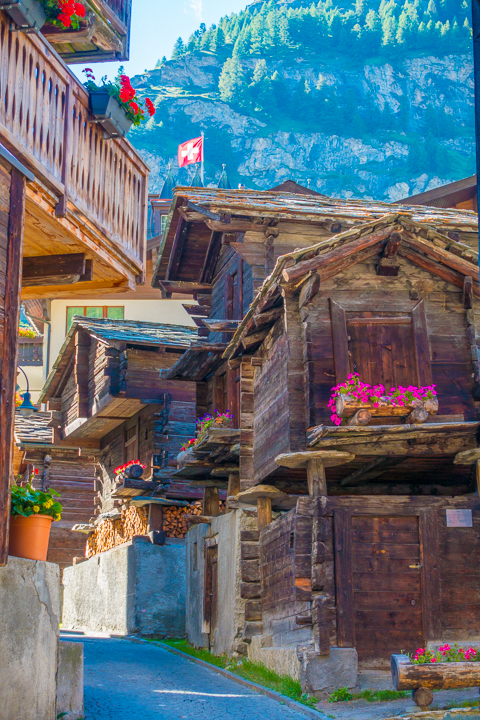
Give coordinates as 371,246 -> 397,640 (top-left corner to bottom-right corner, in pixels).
123,635 -> 330,719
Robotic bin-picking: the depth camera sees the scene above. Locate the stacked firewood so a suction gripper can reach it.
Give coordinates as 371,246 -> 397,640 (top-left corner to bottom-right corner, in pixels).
163,500 -> 227,538
87,506 -> 148,557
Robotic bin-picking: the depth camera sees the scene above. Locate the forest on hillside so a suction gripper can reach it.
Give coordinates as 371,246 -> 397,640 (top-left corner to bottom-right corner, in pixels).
169,0 -> 471,64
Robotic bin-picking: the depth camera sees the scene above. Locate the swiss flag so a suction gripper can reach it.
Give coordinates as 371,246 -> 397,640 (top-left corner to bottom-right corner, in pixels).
178,136 -> 203,168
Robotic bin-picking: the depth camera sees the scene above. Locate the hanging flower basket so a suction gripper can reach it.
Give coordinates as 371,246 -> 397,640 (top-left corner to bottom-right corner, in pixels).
0,0 -> 46,31
84,68 -> 155,139
0,0 -> 85,32
9,480 -> 62,562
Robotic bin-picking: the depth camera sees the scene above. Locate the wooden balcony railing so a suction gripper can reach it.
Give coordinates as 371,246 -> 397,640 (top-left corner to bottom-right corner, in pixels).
18,337 -> 43,366
0,11 -> 148,277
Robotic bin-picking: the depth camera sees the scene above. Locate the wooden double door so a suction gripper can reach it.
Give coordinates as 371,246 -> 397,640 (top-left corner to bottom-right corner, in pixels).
352,515 -> 424,663
334,508 -> 439,666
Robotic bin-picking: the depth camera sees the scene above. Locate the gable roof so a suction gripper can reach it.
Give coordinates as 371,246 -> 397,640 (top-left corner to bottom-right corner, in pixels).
152,187 -> 478,292
396,176 -> 477,209
269,180 -> 326,197
40,317 -> 198,403
225,212 -> 479,359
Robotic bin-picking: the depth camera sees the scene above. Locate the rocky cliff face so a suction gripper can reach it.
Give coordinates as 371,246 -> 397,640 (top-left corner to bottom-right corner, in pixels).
131,51 -> 474,201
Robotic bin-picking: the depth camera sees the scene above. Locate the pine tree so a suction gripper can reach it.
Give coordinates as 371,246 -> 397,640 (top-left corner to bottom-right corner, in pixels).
218,57 -> 249,107
171,37 -> 185,59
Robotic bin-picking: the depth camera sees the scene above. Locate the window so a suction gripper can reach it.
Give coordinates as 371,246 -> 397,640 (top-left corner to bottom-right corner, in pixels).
66,306 -> 124,332
330,300 -> 432,388
161,215 -> 168,235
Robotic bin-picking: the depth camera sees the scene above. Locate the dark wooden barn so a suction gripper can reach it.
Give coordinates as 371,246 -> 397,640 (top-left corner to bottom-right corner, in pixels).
153,186 -> 480,690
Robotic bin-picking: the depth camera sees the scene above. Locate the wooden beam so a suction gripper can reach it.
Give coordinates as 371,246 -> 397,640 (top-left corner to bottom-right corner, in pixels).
0,168 -> 26,565
165,217 -> 187,280
22,253 -> 86,280
282,226 -> 393,283
201,319 -> 240,333
299,273 -> 320,309
377,231 -> 402,276
160,280 -> 212,295
199,230 -> 222,284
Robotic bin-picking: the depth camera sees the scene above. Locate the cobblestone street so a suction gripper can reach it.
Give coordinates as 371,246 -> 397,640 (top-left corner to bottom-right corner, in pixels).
66,634 -> 320,720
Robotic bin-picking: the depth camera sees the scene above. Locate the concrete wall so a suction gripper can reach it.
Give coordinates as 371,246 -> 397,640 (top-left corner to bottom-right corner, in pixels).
0,557 -> 60,720
62,538 -> 186,637
186,510 -> 257,656
56,640 -> 84,720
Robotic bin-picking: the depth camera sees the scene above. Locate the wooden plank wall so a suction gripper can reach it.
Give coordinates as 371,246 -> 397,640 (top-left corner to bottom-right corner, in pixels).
252,329 -> 290,483
301,256 -> 479,426
259,505 -> 313,647
209,246 -> 255,344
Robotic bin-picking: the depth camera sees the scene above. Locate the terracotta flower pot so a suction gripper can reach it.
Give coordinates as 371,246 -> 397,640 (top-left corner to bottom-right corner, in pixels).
9,514 -> 53,562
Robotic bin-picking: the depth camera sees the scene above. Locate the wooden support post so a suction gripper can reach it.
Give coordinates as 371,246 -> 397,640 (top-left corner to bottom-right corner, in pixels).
148,503 -> 166,545
227,472 -> 240,497
476,460 -> 480,496
257,497 -> 272,530
203,487 -> 220,517
307,459 -> 327,498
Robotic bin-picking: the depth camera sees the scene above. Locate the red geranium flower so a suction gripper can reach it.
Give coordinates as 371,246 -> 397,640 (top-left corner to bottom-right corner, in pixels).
129,101 -> 140,115
145,98 -> 155,117
59,0 -> 75,17
74,3 -> 86,17
58,12 -> 72,26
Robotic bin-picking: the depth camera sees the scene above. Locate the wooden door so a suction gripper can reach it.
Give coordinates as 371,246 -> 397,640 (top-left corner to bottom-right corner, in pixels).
204,544 -> 218,646
352,515 -> 424,663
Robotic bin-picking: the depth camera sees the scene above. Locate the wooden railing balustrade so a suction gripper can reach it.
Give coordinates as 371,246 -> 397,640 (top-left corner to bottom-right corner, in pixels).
18,337 -> 43,365
0,10 -> 148,274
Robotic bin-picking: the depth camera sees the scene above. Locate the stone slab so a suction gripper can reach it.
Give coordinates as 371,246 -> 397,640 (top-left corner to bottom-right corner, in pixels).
56,640 -> 84,720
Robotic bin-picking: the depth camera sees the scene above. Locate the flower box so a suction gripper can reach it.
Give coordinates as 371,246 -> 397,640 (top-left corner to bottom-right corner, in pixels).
88,91 -> 132,139
335,393 -> 439,418
392,653 -> 480,690
42,18 -> 91,43
0,0 -> 46,31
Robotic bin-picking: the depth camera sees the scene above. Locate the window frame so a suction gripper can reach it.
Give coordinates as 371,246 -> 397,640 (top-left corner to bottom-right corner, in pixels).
66,306 -> 125,333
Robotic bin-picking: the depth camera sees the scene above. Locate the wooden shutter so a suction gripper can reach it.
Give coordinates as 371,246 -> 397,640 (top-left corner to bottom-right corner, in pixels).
330,300 -> 349,384
411,300 -> 433,387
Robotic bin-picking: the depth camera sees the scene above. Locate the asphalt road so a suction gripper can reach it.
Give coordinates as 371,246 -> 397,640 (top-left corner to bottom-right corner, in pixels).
64,634 -> 319,720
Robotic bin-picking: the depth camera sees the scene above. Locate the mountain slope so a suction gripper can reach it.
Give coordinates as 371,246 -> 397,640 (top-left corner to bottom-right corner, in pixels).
129,0 -> 474,201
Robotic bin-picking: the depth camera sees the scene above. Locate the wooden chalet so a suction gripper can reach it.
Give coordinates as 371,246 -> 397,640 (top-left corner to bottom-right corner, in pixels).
39,316 -> 209,546
397,176 -> 477,212
153,186 -> 480,689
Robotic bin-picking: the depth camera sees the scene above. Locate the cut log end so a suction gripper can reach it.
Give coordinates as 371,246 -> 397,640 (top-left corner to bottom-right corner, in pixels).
412,687 -> 433,709
347,409 -> 372,426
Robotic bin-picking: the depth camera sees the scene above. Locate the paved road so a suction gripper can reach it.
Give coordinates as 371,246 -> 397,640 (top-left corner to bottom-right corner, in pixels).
64,634 -> 319,720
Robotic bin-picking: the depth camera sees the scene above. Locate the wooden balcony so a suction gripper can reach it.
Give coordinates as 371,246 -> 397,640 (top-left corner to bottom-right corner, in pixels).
0,8 -> 149,299
18,336 -> 43,365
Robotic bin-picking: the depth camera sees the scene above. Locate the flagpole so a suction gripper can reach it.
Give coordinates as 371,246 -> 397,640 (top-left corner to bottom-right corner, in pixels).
201,131 -> 204,185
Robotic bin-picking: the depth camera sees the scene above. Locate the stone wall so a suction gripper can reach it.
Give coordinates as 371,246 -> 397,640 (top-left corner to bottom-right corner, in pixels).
62,538 -> 186,637
0,557 -> 60,720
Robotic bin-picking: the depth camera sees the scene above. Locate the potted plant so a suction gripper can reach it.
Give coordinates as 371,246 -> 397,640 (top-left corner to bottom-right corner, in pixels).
0,0 -> 85,33
9,477 -> 62,562
114,460 -> 146,479
83,68 -> 156,139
